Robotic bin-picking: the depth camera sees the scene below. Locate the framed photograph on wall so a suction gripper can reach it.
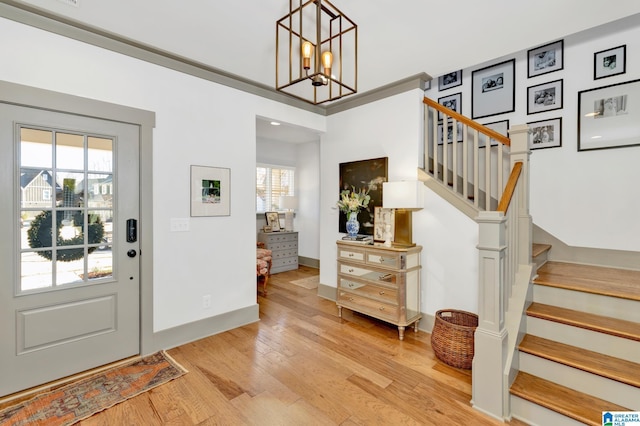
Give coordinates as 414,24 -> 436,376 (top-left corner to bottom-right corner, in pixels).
594,45 -> 626,80
339,157 -> 388,235
471,59 -> 516,119
527,79 -> 563,115
528,117 -> 562,150
190,165 -> 231,217
479,119 -> 509,148
578,79 -> 640,151
438,70 -> 462,91
528,40 -> 564,78
373,207 -> 395,242
265,211 -> 281,231
438,121 -> 463,145
438,92 -> 462,121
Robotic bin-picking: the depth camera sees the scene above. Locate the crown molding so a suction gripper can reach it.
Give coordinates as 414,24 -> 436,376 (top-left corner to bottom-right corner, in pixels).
0,1 -> 431,115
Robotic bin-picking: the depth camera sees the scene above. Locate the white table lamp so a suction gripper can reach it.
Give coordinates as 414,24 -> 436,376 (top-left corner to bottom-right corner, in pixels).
279,195 -> 298,232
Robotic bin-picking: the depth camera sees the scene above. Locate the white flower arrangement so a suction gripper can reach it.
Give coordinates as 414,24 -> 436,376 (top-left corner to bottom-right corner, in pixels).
337,186 -> 371,215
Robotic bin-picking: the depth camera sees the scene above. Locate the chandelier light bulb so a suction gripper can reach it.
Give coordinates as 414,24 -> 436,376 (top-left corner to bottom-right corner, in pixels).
321,51 -> 333,76
301,41 -> 313,70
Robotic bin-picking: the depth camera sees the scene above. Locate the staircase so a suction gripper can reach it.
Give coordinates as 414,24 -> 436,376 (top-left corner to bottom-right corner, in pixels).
420,97 -> 640,424
510,258 -> 640,425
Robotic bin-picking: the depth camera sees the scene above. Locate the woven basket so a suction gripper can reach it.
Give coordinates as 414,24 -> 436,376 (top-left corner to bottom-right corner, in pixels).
431,309 -> 478,369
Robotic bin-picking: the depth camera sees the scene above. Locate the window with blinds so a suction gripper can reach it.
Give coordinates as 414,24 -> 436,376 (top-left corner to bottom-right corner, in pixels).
256,165 -> 295,212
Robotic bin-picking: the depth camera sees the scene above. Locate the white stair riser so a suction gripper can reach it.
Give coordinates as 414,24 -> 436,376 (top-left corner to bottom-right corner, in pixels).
532,252 -> 548,273
519,352 -> 640,410
511,395 -> 586,426
533,285 -> 640,323
526,316 -> 640,363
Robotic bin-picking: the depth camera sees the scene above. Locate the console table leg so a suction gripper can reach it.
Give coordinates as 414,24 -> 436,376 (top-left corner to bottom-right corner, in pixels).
413,320 -> 420,333
337,305 -> 342,318
398,326 -> 406,341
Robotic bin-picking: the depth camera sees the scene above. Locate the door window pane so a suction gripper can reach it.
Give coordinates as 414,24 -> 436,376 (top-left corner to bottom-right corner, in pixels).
87,248 -> 113,281
88,137 -> 113,173
20,128 -> 52,169
56,250 -> 85,286
20,169 -> 54,209
18,125 -> 115,293
56,173 -> 84,208
20,252 -> 52,291
56,133 -> 84,170
87,174 -> 113,209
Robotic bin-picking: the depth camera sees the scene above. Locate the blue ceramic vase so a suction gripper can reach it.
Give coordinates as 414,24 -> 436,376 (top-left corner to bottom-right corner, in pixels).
346,211 -> 359,237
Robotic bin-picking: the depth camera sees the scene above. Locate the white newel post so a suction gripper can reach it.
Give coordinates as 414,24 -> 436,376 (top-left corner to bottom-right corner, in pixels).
472,124 -> 532,420
473,211 -> 508,420
508,124 -> 532,266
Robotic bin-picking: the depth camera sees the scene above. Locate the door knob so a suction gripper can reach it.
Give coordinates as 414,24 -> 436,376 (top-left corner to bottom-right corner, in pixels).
127,249 -> 137,258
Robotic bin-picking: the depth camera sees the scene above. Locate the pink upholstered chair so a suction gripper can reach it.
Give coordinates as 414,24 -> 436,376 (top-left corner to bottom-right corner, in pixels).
256,242 -> 272,295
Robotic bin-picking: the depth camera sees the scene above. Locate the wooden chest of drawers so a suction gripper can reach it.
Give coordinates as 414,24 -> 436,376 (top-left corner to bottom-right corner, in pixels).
258,231 -> 298,273
336,240 -> 422,340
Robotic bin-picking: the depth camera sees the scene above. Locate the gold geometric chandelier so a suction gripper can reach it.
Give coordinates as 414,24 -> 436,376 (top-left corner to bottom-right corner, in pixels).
276,0 -> 357,105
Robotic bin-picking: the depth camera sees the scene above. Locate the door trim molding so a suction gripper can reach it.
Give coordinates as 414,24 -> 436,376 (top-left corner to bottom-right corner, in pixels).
0,80 -> 156,356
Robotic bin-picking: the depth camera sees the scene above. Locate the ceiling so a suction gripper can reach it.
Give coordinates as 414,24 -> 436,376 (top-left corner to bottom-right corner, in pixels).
7,0 -> 640,143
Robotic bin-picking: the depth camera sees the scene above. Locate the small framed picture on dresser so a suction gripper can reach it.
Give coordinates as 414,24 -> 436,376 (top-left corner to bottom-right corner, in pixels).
265,212 -> 281,231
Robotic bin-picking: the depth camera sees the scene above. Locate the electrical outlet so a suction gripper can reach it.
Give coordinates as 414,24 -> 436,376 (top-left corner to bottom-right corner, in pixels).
202,294 -> 211,309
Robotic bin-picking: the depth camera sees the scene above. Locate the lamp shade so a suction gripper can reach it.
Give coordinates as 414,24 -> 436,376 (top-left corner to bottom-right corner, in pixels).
382,181 -> 424,209
279,195 -> 298,232
279,195 -> 298,210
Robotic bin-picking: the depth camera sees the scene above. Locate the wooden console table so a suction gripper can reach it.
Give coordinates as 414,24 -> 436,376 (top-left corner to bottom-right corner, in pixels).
336,240 -> 422,340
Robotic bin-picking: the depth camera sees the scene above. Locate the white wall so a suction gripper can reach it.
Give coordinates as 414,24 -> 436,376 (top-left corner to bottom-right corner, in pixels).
0,17 -> 326,332
320,90 -> 480,317
296,141 -> 321,261
256,138 -> 297,167
425,14 -> 640,252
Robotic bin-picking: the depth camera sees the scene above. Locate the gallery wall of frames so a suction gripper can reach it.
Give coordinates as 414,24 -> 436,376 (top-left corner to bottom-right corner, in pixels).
426,23 -> 639,153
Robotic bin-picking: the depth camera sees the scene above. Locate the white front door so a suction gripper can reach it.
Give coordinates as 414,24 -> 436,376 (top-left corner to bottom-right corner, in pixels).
0,103 -> 140,397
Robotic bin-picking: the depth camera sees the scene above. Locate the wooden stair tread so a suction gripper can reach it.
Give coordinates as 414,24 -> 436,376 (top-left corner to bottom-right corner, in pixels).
531,243 -> 551,258
519,334 -> 640,387
510,371 -> 630,426
527,302 -> 640,342
534,261 -> 640,302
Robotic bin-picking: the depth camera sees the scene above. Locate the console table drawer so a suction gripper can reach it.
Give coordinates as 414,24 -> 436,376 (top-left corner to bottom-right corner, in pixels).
337,291 -> 398,322
366,252 -> 402,268
337,247 -> 366,263
339,263 -> 371,278
339,278 -> 398,304
339,265 -> 398,286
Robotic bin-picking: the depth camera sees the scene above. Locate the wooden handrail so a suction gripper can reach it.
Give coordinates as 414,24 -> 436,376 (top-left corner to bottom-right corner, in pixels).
497,162 -> 523,213
423,97 -> 511,146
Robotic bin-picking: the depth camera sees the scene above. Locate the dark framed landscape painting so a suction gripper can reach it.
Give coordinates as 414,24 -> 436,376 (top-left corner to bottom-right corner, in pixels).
338,157 -> 388,235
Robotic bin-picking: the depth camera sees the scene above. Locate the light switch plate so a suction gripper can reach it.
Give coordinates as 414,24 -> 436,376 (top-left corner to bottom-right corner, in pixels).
170,218 -> 190,232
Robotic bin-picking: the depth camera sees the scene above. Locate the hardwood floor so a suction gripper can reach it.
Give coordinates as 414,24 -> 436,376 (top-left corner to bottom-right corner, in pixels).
79,265 -> 527,425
